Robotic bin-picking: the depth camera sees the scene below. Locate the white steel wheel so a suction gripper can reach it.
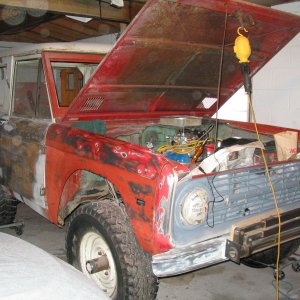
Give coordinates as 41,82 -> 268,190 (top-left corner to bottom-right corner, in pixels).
79,231 -> 117,297
66,200 -> 158,300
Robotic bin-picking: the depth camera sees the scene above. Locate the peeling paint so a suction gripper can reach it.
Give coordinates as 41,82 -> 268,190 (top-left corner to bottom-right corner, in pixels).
152,238 -> 227,277
0,117 -> 49,202
2,1 -> 300,279
128,182 -> 153,196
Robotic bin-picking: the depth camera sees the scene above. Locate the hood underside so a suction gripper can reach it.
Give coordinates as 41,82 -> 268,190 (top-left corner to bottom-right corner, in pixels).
64,0 -> 300,120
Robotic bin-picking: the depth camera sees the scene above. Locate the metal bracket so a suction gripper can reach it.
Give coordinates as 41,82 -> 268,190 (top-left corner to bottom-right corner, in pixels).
225,239 -> 241,264
233,9 -> 256,30
40,186 -> 45,196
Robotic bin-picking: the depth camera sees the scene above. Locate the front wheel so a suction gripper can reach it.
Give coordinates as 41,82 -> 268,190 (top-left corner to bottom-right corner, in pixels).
66,199 -> 158,300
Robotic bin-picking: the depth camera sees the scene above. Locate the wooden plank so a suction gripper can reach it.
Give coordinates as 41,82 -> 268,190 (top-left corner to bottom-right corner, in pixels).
51,18 -> 101,36
0,0 -> 145,22
32,23 -> 84,42
0,30 -> 60,43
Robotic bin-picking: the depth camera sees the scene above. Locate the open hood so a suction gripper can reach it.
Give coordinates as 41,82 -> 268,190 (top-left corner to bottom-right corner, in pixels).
64,0 -> 300,120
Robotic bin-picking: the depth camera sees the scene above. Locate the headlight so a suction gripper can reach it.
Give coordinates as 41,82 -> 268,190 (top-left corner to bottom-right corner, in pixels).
181,188 -> 208,225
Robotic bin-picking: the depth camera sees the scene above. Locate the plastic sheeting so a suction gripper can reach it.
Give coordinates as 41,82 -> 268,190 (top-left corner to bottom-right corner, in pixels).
0,233 -> 110,300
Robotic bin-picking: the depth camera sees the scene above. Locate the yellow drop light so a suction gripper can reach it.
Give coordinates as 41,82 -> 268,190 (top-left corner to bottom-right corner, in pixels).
234,27 -> 251,63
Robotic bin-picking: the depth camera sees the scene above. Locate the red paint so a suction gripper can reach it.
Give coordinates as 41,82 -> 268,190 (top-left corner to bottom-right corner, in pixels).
63,0 -> 300,121
38,0 -> 300,256
45,123 -> 175,253
42,51 -> 105,119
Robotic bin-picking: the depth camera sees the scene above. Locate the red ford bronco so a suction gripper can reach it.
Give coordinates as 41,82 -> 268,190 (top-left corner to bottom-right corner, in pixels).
1,0 -> 300,299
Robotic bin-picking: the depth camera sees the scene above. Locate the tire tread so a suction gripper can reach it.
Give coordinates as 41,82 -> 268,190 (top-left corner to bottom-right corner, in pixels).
66,199 -> 158,300
0,187 -> 18,226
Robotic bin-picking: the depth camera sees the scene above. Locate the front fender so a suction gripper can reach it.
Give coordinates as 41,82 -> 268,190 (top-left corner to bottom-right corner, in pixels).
45,123 -> 171,253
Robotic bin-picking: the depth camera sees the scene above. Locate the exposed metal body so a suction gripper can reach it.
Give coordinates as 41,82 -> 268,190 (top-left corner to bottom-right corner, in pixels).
0,0 -> 300,282
152,237 -> 227,277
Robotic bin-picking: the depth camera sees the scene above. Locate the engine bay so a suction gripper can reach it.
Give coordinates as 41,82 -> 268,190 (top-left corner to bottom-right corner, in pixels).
114,116 -> 290,172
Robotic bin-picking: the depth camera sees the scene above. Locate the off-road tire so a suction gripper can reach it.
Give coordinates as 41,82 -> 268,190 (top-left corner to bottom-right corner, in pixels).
242,239 -> 300,268
0,187 -> 18,226
66,199 -> 158,300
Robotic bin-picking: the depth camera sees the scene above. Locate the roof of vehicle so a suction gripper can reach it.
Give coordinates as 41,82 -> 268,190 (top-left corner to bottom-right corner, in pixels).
64,0 -> 300,120
0,42 -> 113,58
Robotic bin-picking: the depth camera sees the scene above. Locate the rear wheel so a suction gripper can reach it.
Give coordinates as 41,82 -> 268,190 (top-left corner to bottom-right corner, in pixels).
242,239 -> 300,268
0,187 -> 18,226
66,199 -> 158,300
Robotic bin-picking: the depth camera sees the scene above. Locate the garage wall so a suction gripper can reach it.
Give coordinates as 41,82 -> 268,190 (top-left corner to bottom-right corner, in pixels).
216,88 -> 248,122
252,30 -> 300,129
79,33 -> 117,45
0,41 -> 30,51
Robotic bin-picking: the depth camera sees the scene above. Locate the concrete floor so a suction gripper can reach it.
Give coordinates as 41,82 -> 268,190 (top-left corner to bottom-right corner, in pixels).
1,203 -> 300,300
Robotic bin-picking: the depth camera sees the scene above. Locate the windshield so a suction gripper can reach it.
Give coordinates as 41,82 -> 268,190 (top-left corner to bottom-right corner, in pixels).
51,62 -> 98,107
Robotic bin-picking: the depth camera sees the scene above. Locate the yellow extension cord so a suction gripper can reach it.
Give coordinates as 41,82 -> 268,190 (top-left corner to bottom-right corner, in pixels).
156,140 -> 201,154
157,94 -> 282,298
156,139 -> 214,155
247,94 -> 282,300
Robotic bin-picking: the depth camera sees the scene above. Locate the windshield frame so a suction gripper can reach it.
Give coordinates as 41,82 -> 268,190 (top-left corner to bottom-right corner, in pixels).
42,51 -> 105,120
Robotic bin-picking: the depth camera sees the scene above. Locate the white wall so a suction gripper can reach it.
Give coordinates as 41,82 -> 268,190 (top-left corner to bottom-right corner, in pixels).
0,41 -> 30,51
216,88 -> 249,121
252,29 -> 300,129
78,33 -> 118,45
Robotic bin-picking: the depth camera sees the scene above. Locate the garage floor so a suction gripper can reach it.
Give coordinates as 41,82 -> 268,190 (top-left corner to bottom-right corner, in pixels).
1,203 -> 300,300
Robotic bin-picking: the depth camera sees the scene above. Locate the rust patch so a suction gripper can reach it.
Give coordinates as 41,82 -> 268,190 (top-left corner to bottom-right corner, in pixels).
126,204 -> 150,223
129,182 -> 153,196
47,124 -> 164,180
0,117 -> 49,199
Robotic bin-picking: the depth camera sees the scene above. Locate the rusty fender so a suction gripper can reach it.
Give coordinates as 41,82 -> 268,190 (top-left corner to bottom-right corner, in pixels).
45,123 -> 174,254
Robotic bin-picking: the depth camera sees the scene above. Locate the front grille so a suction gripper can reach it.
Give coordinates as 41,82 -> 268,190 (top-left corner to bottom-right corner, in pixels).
205,161 -> 300,226
173,160 -> 300,244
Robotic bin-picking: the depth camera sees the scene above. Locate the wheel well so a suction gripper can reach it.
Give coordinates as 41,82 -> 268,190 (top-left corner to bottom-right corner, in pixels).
58,170 -> 122,225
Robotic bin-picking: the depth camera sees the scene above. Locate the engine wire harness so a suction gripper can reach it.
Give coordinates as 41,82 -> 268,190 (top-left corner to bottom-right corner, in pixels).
156,124 -> 216,164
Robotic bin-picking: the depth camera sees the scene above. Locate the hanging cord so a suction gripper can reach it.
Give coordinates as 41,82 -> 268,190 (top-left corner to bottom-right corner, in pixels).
202,5 -> 228,227
214,4 -> 228,149
247,94 -> 281,300
233,23 -> 281,299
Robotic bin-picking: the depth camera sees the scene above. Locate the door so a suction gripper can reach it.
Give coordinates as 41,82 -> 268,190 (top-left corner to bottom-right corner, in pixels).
60,68 -> 83,107
0,58 -> 51,215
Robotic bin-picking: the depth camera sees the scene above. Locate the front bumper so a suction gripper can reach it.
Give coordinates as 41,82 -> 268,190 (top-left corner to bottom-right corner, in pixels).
152,237 -> 227,277
225,207 -> 300,263
153,207 -> 300,277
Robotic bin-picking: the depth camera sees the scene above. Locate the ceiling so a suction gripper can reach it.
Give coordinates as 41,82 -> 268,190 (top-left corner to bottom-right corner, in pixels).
0,0 -> 299,44
0,0 -> 145,44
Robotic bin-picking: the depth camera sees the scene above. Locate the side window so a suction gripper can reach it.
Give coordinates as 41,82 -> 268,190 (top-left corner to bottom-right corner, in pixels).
37,69 -> 51,119
13,59 -> 51,119
0,64 -> 9,115
51,62 -> 98,108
